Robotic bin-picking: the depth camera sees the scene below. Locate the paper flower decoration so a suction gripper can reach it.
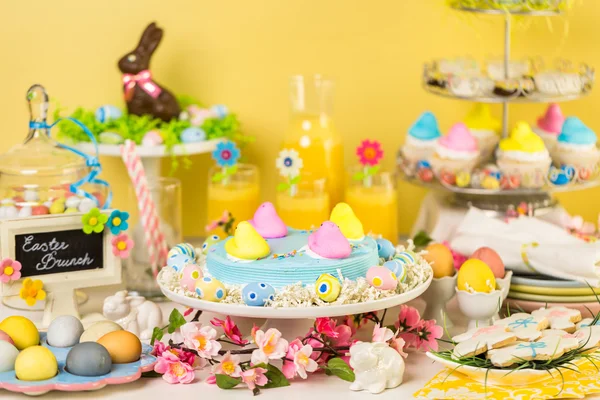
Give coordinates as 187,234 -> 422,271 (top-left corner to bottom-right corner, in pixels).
106,210 -> 130,235
0,258 -> 21,283
19,278 -> 46,307
112,233 -> 134,258
356,140 -> 383,167
212,140 -> 240,167
82,208 -> 108,234
276,149 -> 303,193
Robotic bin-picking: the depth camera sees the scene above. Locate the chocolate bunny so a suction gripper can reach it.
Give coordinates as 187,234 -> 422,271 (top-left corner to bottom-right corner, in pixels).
118,22 -> 181,121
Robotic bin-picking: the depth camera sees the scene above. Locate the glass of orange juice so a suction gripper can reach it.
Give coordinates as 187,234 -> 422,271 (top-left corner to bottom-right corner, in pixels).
344,168 -> 398,242
282,75 -> 344,207
276,173 -> 330,230
206,163 -> 260,236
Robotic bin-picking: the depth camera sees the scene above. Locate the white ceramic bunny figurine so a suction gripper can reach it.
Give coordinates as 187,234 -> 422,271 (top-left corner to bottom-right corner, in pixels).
102,290 -> 163,340
349,342 -> 405,394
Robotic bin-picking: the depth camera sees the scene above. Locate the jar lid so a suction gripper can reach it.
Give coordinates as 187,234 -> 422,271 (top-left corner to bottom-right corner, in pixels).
0,85 -> 87,178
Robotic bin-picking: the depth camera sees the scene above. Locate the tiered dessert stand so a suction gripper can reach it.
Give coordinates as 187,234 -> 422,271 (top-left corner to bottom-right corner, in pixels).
400,0 -> 598,239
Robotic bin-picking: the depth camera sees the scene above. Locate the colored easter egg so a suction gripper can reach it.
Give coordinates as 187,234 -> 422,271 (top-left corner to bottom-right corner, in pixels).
0,316 -> 39,350
470,171 -> 484,188
242,282 -> 276,306
95,105 -> 123,123
168,243 -> 197,259
49,200 -> 66,214
422,243 -> 454,279
383,260 -> 407,283
470,247 -> 505,279
180,264 -> 204,292
456,171 -> 471,188
142,130 -> 164,146
167,253 -> 193,272
78,198 -> 96,213
23,190 -> 39,202
66,342 -> 113,376
195,277 -> 227,302
18,206 -> 32,218
13,195 -> 25,205
2,206 -> 18,219
562,165 -> 576,179
15,346 -> 58,381
180,127 -> 207,143
0,329 -> 15,346
579,167 -> 592,181
481,176 -> 500,190
65,207 -> 79,214
457,259 -> 496,293
549,167 -> 569,186
394,251 -> 416,265
97,331 -> 141,364
80,321 -> 123,343
417,160 -> 431,170
440,171 -> 456,185
99,131 -> 124,145
376,238 -> 395,260
211,104 -> 229,118
315,273 -> 342,302
202,235 -> 221,255
366,266 -> 398,290
47,315 -> 84,348
31,205 -> 50,215
0,341 -> 19,373
65,196 -> 81,209
418,168 -> 434,182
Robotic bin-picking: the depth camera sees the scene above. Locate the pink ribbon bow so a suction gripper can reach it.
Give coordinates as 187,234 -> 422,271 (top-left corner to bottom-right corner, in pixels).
122,70 -> 162,100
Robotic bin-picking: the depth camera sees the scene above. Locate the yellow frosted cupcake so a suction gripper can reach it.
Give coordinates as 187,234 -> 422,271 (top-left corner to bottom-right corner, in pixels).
464,103 -> 501,161
496,122 -> 552,188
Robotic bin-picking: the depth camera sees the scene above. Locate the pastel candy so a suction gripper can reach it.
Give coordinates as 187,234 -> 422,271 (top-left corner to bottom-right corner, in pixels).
315,273 -> 342,302
98,131 -> 124,145
383,260 -> 407,283
329,203 -> 364,240
366,266 -> 398,290
195,277 -> 227,302
180,127 -> 206,143
180,264 -> 204,292
439,123 -> 478,152
142,130 -> 164,146
376,238 -> 395,260
249,202 -> 287,239
308,221 -> 352,259
225,221 -> 270,260
95,105 -> 123,123
167,254 -> 194,272
537,103 -> 564,134
242,282 -> 275,307
168,243 -> 197,259
409,111 -> 441,140
558,117 -> 597,145
201,235 -> 221,255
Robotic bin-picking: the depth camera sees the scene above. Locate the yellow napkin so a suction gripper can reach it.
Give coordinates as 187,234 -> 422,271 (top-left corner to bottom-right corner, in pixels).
414,359 -> 600,400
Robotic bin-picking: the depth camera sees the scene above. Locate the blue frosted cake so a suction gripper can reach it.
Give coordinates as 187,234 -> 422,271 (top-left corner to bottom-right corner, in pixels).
206,228 -> 379,288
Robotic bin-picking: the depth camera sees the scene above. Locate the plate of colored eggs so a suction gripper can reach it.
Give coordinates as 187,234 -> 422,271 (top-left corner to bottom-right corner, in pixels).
0,315 -> 156,396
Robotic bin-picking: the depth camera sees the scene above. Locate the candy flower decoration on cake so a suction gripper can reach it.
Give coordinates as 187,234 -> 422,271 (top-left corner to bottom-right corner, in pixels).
429,122 -> 479,183
19,278 -> 46,307
147,307 -> 441,394
553,117 -> 600,179
329,202 -> 365,240
401,112 -> 442,168
211,140 -> 241,183
464,103 -> 501,160
0,258 -> 21,283
224,221 -> 270,260
276,149 -> 303,196
249,202 -> 287,239
533,103 -> 565,152
353,139 -> 384,187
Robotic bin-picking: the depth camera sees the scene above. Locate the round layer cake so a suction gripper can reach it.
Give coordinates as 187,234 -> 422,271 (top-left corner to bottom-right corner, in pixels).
206,228 -> 379,288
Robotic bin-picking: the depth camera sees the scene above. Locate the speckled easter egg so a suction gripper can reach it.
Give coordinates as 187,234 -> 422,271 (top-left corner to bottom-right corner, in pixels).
97,331 -> 141,364
242,282 -> 276,306
0,316 -> 39,350
383,260 -> 407,283
201,235 -> 221,255
167,253 -> 194,272
168,243 -> 196,259
457,259 -> 496,293
95,105 -> 123,123
98,131 -> 124,145
65,196 -> 81,209
195,277 -> 227,302
80,321 -> 123,343
23,190 -> 39,202
15,346 -> 58,381
31,205 -> 49,216
180,127 -> 206,143
17,206 -> 32,218
422,243 -> 454,279
394,251 -> 416,266
78,198 -> 96,213
470,247 -> 505,279
47,315 -> 84,348
366,266 -> 398,290
315,273 -> 342,302
456,171 -> 471,188
180,264 -> 204,292
66,342 -> 113,376
376,238 -> 395,260
0,341 -> 19,373
49,200 -> 66,214
142,130 -> 163,146
64,207 -> 79,214
481,176 -> 500,190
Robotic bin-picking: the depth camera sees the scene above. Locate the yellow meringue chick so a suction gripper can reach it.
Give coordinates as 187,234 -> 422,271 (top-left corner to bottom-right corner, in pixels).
225,221 -> 270,260
499,121 -> 546,153
329,202 -> 365,240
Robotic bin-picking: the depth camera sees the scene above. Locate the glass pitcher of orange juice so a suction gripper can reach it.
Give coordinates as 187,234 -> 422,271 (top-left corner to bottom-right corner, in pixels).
282,75 -> 344,207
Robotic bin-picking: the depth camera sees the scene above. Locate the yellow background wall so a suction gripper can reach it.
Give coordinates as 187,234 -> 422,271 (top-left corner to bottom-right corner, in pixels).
1,0 -> 599,236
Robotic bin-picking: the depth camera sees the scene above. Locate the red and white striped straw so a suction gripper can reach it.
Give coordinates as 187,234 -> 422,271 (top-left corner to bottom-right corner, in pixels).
121,140 -> 168,276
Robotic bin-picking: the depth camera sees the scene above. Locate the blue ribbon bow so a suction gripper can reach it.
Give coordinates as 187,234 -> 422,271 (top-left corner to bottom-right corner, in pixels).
516,342 -> 547,358
508,317 -> 536,329
29,118 -> 112,209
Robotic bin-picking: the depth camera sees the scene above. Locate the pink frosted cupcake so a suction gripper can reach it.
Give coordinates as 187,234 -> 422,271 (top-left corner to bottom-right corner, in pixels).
430,123 -> 480,176
533,103 -> 564,154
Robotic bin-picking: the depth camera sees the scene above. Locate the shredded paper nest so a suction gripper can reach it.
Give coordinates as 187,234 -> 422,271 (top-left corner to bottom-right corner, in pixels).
157,241 -> 432,308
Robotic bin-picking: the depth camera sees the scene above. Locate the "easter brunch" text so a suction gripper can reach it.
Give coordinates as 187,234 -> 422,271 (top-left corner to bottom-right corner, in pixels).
21,235 -> 95,271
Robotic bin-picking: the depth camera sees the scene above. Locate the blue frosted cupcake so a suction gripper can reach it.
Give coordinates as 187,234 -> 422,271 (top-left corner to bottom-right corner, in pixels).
402,111 -> 442,166
553,117 -> 599,173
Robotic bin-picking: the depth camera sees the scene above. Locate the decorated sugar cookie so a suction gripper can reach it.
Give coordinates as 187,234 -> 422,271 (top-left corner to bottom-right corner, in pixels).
540,329 -> 577,338
576,318 -> 600,330
451,325 -> 517,359
531,307 -> 582,333
494,313 -> 549,341
488,335 -> 579,367
573,325 -> 600,352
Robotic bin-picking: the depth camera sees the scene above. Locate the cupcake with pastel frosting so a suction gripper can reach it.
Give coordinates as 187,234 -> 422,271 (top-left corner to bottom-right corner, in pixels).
496,121 -> 552,188
464,103 -> 501,160
429,122 -> 480,175
533,103 -> 565,153
401,111 -> 442,166
553,117 -> 599,173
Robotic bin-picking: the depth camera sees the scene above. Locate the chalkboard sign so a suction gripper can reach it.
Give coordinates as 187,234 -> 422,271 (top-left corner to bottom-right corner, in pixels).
15,229 -> 104,278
